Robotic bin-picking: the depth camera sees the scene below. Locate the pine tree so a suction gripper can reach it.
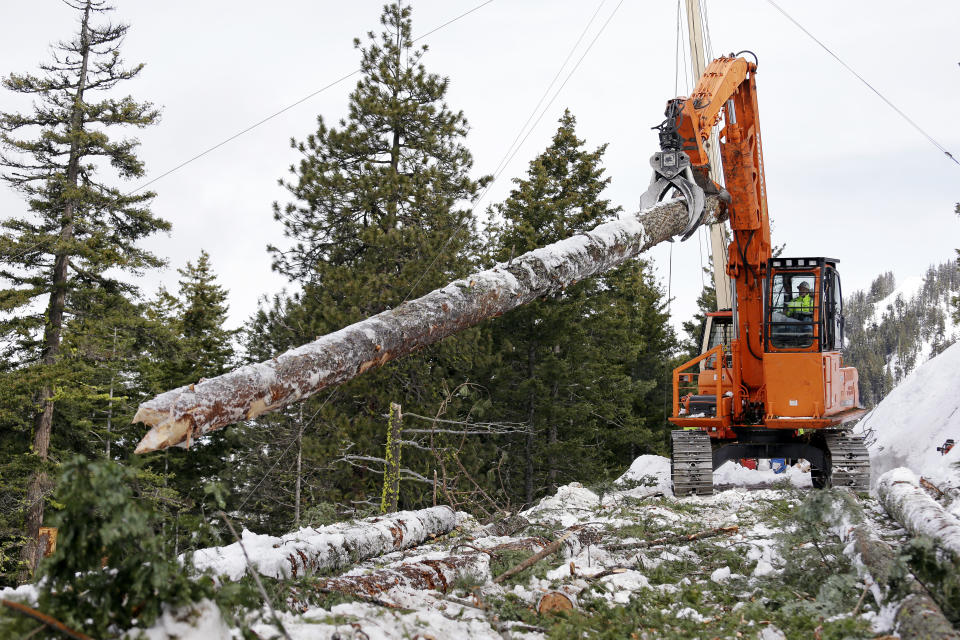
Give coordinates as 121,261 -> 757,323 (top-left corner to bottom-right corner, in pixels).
0,0 -> 167,576
250,3 -> 489,517
138,252 -> 239,552
484,111 -> 675,505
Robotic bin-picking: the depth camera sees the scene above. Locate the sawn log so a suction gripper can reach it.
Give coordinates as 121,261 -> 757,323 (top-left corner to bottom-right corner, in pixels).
134,196 -> 721,453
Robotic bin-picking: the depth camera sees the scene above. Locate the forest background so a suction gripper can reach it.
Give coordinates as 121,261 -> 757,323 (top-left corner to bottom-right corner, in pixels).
0,1 -> 956,594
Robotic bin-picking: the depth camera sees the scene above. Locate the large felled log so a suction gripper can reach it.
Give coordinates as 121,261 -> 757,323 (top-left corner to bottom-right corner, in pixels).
189,506 -> 458,581
134,196 -> 721,453
877,467 -> 960,558
828,491 -> 960,640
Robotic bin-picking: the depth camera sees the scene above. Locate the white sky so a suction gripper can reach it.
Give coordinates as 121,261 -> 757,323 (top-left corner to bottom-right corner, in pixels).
3,1 -> 959,340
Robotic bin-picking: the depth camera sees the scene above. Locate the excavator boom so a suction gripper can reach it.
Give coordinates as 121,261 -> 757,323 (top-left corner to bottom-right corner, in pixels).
649,54 -> 870,494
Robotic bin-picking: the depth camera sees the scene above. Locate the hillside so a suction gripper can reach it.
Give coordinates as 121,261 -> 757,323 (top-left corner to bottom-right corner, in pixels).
845,259 -> 960,406
856,340 -> 960,500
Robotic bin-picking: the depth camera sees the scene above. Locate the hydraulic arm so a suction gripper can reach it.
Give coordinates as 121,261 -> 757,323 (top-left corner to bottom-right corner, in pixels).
643,54 -> 869,494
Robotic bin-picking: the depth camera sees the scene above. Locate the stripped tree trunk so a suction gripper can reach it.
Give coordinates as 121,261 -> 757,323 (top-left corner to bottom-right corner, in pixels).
189,506 -> 458,582
825,483 -> 960,640
877,468 -> 960,559
842,524 -> 960,640
134,196 -> 721,453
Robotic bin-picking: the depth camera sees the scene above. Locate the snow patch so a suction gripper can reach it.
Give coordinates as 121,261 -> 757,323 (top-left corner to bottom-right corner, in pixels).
710,566 -> 731,582
137,599 -> 230,640
856,341 -> 960,489
520,482 -> 600,526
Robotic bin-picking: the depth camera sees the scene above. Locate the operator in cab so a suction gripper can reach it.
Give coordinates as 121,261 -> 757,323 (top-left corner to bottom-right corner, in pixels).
787,281 -> 813,318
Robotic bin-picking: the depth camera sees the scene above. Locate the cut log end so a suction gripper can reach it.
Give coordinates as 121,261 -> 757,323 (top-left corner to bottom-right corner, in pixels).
537,592 -> 574,614
132,411 -> 193,454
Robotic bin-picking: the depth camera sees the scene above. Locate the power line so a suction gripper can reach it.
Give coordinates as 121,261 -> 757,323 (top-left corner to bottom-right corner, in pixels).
764,0 -> 958,167
127,1 -> 496,196
402,0 -> 626,303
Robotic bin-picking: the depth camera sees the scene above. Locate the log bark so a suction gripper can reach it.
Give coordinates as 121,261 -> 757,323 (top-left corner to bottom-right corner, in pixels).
189,506 -> 458,581
134,196 -> 721,453
829,491 -> 960,640
314,552 -> 488,600
877,468 -> 960,559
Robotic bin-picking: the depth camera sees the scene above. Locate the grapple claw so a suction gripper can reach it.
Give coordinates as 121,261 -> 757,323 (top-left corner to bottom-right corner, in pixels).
639,150 -> 707,241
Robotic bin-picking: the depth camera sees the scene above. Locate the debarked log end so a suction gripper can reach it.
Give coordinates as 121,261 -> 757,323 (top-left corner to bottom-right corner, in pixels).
133,405 -> 193,454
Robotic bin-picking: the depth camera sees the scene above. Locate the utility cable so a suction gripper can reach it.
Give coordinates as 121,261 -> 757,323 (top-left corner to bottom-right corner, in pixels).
235,387 -> 339,513
486,0 -> 607,181
764,0 -> 958,167
674,0 -> 682,96
127,0 -> 495,195
401,0 -> 625,303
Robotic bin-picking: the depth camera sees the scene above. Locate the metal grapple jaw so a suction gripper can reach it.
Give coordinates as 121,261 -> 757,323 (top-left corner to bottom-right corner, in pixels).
639,150 -> 707,241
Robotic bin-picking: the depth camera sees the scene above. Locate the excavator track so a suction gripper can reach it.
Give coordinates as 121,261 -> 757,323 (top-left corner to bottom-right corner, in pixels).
824,430 -> 870,491
671,430 -> 713,496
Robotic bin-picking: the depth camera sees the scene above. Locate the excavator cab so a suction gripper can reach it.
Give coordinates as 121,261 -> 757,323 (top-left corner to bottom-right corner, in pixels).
764,257 -> 843,353
763,257 -> 860,422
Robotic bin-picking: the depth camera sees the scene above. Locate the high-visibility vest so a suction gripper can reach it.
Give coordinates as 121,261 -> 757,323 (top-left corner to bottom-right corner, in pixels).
787,293 -> 813,316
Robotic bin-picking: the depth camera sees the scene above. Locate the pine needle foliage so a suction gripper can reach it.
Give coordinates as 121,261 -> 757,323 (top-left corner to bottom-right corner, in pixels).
0,456 -> 213,638
484,110 -> 675,505
0,0 -> 168,576
247,2 -> 491,518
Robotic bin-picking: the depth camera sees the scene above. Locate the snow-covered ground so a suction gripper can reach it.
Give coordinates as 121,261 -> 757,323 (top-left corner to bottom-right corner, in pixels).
856,340 -> 960,494
7,338 -> 960,638
82,456 -> 903,639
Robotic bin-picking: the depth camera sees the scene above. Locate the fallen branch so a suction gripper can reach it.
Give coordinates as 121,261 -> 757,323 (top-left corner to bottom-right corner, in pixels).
919,476 -> 945,499
584,567 -> 629,582
483,513 -> 531,538
0,599 -> 93,640
606,525 -> 739,551
134,196 -> 721,453
493,530 -> 575,584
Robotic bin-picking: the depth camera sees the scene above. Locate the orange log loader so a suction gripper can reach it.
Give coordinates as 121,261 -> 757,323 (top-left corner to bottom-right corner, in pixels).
639,53 -> 870,495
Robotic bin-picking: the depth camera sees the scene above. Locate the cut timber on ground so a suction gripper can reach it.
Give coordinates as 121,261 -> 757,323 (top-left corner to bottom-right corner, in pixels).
190,506 -> 458,581
877,468 -> 960,559
830,493 -> 960,640
313,553 -> 489,601
133,195 -> 722,453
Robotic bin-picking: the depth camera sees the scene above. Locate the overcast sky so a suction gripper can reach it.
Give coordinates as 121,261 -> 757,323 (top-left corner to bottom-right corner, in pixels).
3,1 -> 959,341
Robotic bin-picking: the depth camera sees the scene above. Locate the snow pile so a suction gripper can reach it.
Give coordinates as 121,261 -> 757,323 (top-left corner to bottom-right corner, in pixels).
614,454 -> 673,496
714,460 -> 812,488
139,599 -> 231,640
520,482 -> 600,527
856,341 -> 960,489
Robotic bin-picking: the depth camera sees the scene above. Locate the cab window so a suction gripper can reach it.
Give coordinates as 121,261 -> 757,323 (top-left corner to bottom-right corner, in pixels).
768,272 -> 816,349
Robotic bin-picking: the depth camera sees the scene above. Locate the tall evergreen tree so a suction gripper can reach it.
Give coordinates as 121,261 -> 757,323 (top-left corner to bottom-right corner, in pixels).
484,111 -> 675,505
138,252 -> 239,553
253,3 -> 490,516
0,0 -> 166,575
